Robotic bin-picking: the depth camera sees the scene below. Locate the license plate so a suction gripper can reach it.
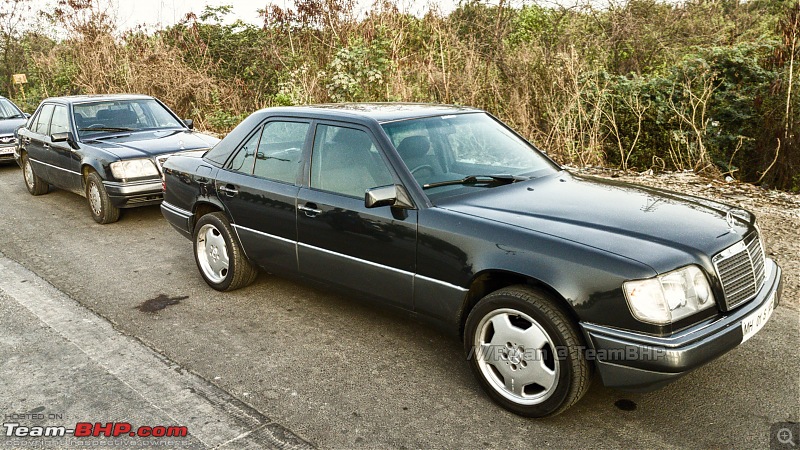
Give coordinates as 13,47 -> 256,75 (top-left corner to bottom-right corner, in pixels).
741,292 -> 775,343
0,147 -> 13,155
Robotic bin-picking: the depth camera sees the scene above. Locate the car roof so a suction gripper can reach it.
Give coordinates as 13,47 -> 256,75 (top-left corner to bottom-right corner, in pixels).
39,94 -> 155,105
257,103 -> 483,124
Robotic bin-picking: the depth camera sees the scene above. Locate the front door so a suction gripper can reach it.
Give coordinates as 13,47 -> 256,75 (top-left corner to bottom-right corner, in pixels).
23,103 -> 55,181
47,104 -> 83,193
296,123 -> 417,309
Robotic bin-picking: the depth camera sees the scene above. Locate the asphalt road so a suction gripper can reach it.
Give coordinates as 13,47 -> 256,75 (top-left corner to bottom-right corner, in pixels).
0,163 -> 798,449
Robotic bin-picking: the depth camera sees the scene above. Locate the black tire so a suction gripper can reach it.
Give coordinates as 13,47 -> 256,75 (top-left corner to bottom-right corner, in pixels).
193,212 -> 257,291
85,172 -> 120,224
464,285 -> 592,417
21,154 -> 48,196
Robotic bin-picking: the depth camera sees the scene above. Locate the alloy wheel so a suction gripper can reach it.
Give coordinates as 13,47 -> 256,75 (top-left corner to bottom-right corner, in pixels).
473,308 -> 560,405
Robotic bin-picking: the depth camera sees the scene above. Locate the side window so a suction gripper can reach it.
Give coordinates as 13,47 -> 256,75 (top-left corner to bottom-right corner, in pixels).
253,121 -> 309,184
50,105 -> 70,135
226,128 -> 261,174
310,125 -> 394,198
34,104 -> 55,135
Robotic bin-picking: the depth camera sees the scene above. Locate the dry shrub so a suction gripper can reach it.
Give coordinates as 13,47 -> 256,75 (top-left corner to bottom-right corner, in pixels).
33,32 -> 241,129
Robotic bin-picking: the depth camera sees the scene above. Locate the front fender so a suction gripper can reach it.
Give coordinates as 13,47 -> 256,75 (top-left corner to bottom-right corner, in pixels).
81,159 -> 110,181
415,207 -> 662,335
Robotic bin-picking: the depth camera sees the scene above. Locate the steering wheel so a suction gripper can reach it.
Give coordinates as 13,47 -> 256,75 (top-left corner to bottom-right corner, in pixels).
410,165 -> 436,177
87,123 -> 105,129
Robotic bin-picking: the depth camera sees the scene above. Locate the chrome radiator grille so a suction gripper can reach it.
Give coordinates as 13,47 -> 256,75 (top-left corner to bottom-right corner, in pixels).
713,233 -> 766,311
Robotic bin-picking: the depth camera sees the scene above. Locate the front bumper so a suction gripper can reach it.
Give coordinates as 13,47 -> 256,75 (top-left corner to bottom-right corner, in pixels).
581,258 -> 783,391
0,144 -> 15,161
104,179 -> 163,208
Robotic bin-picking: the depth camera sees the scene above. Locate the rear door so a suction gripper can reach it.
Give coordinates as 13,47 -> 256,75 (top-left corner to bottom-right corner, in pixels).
296,122 -> 417,309
215,119 -> 311,273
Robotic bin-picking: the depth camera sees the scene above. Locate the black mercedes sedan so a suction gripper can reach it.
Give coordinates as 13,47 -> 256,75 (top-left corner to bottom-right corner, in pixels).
15,94 -> 219,223
161,103 -> 783,417
0,95 -> 29,163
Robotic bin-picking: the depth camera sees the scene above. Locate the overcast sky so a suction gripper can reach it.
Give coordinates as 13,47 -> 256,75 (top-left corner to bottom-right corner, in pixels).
113,0 -> 453,29
110,0 -> 603,30
13,0 -> 636,34
115,0 -> 269,28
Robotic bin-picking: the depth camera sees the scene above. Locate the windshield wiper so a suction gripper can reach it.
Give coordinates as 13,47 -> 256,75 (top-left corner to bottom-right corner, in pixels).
422,174 -> 529,190
79,126 -> 135,132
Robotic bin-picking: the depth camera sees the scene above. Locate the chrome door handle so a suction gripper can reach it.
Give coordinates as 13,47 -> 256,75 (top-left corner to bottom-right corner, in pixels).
218,185 -> 238,196
298,204 -> 322,216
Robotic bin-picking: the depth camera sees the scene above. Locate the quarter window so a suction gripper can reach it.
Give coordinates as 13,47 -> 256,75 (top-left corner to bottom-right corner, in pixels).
253,121 -> 309,184
310,125 -> 393,198
227,128 -> 261,174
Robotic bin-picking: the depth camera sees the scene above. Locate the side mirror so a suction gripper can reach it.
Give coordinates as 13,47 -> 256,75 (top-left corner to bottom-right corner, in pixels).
365,184 -> 414,209
23,112 -> 30,118
183,119 -> 194,130
51,131 -> 80,150
51,132 -> 69,143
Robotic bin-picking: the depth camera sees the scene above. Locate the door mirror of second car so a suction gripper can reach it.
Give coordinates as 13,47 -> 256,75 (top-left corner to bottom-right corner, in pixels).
23,112 -> 30,119
365,184 -> 414,210
51,131 -> 80,150
183,119 -> 194,130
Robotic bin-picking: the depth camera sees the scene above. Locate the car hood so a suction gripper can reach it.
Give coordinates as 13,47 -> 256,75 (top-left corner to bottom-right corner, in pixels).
0,118 -> 27,136
438,172 -> 751,273
84,130 -> 220,158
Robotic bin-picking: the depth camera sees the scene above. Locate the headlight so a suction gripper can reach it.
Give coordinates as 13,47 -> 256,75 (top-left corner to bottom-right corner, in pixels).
110,159 -> 159,179
624,265 -> 715,325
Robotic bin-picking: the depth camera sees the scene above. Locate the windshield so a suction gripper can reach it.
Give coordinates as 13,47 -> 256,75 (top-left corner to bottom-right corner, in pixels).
74,99 -> 183,138
381,112 -> 557,199
0,98 -> 23,119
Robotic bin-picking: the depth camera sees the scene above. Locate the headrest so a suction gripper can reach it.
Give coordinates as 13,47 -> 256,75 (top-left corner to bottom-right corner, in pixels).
397,136 -> 430,159
96,109 -> 112,120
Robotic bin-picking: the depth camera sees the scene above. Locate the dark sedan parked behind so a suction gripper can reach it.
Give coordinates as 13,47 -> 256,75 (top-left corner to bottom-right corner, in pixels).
161,103 -> 782,418
15,94 -> 219,223
0,95 -> 29,163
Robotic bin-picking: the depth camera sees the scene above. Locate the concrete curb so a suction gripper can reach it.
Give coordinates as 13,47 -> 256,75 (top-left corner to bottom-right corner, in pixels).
0,253 -> 314,449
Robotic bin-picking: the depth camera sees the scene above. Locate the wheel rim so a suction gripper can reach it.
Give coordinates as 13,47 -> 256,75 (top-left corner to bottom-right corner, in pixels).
88,182 -> 102,216
196,224 -> 230,284
23,158 -> 34,189
473,308 -> 560,405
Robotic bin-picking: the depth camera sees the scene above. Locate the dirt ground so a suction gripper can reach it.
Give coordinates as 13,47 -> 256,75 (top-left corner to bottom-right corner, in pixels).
572,167 -> 800,311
